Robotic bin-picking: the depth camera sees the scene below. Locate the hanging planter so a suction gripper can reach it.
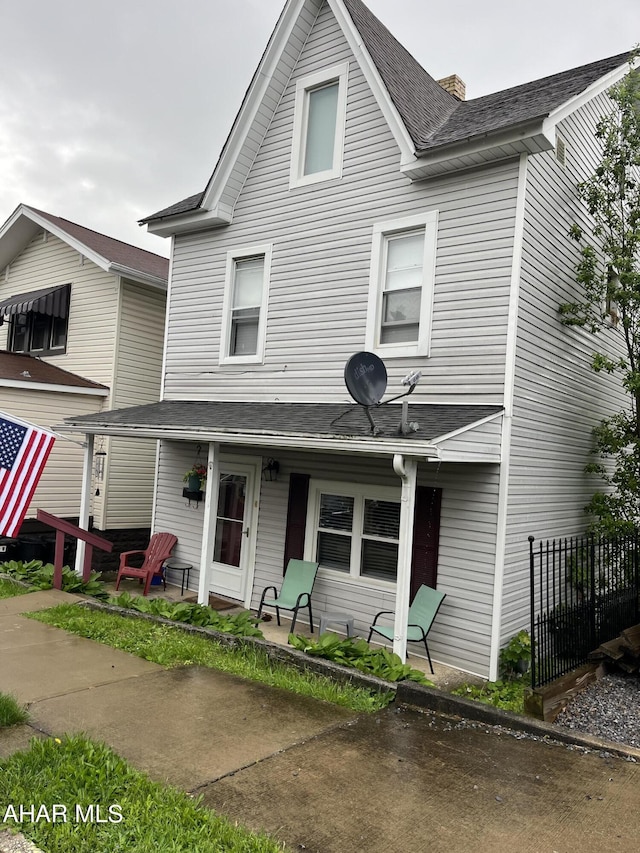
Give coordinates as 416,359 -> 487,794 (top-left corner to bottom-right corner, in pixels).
182,462 -> 207,502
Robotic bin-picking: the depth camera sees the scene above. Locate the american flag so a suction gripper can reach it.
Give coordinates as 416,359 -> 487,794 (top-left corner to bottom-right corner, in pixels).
0,413 -> 55,538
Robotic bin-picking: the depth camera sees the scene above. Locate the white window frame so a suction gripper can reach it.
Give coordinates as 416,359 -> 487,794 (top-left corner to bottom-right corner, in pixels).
289,62 -> 349,189
365,211 -> 438,358
304,480 -> 401,587
219,244 -> 272,365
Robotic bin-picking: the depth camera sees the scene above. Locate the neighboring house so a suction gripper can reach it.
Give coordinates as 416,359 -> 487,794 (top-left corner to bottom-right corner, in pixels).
64,0 -> 631,679
0,204 -> 168,562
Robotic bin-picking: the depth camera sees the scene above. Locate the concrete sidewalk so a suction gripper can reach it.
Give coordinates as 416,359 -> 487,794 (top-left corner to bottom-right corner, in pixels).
2,590 -> 640,852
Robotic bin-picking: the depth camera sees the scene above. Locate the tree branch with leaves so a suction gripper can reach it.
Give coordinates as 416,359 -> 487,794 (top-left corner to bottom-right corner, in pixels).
559,56 -> 640,533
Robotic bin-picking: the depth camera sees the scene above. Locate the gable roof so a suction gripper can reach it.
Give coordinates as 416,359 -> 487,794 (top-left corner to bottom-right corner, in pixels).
0,205 -> 169,287
0,350 -> 109,395
142,0 -> 633,229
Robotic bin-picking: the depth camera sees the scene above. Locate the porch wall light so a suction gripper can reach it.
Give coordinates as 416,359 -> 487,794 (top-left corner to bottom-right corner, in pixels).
262,458 -> 280,482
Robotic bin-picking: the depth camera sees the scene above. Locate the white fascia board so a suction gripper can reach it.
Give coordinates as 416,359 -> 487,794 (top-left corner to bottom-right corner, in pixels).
200,0 -> 312,215
0,378 -> 109,396
429,410 -> 504,445
18,207 -> 112,273
328,0 -> 415,163
108,264 -> 168,290
58,421 -> 440,457
402,122 -> 551,181
542,57 -> 637,137
145,205 -> 232,238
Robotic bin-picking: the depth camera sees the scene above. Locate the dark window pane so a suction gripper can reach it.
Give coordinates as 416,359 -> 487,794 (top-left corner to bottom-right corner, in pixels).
10,314 -> 28,352
217,475 -> 246,521
50,315 -> 67,349
361,539 -> 398,581
319,493 -> 353,532
214,519 -> 243,567
363,499 -> 400,539
317,531 -> 350,572
30,314 -> 49,350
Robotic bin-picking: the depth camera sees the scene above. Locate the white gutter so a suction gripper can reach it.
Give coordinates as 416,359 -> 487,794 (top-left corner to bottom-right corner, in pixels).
391,453 -> 417,662
0,379 -> 108,396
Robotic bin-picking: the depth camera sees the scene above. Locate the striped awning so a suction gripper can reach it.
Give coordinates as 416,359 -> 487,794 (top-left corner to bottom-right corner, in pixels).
0,283 -> 70,319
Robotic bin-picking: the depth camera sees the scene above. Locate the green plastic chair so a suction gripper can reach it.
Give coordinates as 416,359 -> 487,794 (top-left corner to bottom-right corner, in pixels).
257,559 -> 319,632
367,584 -> 446,673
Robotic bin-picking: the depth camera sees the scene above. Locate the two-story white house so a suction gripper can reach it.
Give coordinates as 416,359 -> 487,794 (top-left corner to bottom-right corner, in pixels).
64,0 -> 631,679
0,204 -> 168,565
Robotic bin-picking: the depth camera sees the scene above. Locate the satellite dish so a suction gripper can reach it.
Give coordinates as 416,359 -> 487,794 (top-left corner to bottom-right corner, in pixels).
344,351 -> 387,406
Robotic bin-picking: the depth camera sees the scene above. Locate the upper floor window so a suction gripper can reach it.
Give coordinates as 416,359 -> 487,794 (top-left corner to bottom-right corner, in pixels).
2,283 -> 71,356
365,211 -> 438,358
220,245 -> 272,364
290,63 -> 349,189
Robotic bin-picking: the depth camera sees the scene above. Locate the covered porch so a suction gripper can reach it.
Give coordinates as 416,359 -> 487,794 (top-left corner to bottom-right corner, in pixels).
61,399 -> 503,675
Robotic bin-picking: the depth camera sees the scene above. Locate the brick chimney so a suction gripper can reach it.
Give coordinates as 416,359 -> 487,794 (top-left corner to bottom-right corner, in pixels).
437,74 -> 466,101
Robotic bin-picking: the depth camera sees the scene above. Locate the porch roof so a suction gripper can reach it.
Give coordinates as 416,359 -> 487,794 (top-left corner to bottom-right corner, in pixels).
61,400 -> 503,461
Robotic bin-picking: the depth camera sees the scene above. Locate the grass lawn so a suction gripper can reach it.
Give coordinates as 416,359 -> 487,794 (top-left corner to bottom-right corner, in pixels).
0,692 -> 28,727
29,604 -> 393,713
0,577 -> 31,599
1,734 -> 283,852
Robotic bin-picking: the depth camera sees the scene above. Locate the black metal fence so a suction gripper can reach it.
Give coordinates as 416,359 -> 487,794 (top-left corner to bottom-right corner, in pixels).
529,533 -> 640,687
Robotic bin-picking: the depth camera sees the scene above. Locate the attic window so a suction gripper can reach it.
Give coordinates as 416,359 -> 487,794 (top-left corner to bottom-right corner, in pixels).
555,134 -> 567,167
290,63 -> 349,189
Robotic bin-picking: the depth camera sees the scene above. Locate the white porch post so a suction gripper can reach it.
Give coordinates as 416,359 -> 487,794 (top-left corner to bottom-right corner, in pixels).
198,441 -> 220,605
74,433 -> 94,575
392,454 -> 417,662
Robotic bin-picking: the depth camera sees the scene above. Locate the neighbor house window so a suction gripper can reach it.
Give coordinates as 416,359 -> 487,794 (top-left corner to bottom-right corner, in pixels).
290,63 -> 349,188
7,285 -> 70,355
305,482 -> 401,583
365,211 -> 438,358
220,245 -> 272,364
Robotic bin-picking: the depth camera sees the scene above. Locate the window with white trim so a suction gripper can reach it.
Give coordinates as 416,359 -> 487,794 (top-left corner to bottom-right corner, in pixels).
365,211 -> 438,358
305,482 -> 401,583
290,63 -> 349,189
220,245 -> 272,364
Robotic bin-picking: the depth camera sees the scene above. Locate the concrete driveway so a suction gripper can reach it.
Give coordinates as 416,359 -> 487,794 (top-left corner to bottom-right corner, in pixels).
2,590 -> 640,852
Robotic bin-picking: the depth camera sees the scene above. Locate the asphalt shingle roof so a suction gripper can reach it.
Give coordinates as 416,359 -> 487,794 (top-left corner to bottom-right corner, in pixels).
141,0 -> 631,222
64,399 -> 502,443
0,350 -> 108,391
27,207 -> 169,281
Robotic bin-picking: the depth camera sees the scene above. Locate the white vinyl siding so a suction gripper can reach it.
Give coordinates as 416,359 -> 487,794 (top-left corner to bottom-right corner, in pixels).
0,232 -> 118,386
500,91 -> 630,642
102,280 -> 166,529
163,1 -> 518,406
290,62 -> 348,188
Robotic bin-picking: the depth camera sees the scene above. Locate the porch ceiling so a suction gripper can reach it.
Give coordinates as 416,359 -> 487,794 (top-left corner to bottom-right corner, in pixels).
60,400 -> 503,460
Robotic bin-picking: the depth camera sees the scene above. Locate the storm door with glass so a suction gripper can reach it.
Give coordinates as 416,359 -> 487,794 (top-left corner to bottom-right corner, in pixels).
210,468 -> 254,601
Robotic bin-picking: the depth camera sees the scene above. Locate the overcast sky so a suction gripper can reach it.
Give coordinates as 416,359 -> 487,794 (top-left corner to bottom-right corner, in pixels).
0,0 -> 636,258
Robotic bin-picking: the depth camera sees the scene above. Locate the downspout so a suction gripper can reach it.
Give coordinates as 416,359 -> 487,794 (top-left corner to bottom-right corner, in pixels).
392,453 -> 417,661
74,433 -> 94,575
198,441 -> 220,605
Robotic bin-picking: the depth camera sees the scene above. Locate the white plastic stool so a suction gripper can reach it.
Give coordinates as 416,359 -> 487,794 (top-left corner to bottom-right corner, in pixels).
319,612 -> 354,637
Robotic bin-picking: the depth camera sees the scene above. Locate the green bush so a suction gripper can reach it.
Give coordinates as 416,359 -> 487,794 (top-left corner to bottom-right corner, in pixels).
288,632 -> 433,684
451,679 -> 527,714
498,629 -> 532,678
0,559 -> 108,599
109,591 -> 264,638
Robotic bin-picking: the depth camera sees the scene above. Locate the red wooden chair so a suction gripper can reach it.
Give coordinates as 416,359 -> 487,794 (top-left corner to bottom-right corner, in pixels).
115,532 -> 178,596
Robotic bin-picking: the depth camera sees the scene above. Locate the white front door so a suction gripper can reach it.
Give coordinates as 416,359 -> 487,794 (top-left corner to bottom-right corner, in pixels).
210,464 -> 255,601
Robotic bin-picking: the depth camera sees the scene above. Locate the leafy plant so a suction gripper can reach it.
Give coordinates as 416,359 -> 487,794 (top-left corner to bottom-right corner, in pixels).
498,630 -> 532,678
0,577 -> 30,599
288,632 -> 433,684
0,692 -> 28,727
0,559 -> 109,599
557,58 -> 640,534
109,592 -> 264,638
451,679 -> 527,714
